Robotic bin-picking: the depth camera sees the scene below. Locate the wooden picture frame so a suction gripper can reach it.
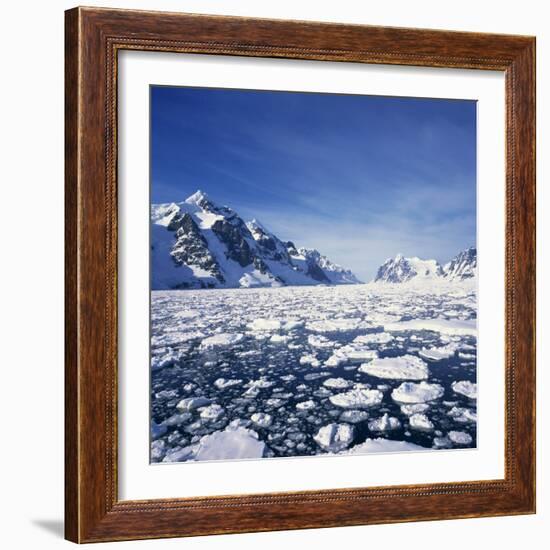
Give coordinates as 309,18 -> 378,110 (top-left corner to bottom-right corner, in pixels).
65,6 -> 536,543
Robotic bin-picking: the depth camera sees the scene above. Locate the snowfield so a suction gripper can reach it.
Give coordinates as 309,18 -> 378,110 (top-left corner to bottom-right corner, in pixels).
150,283 -> 477,463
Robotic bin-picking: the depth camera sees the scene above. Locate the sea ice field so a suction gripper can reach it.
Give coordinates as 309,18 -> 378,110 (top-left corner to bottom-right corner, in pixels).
150,284 -> 478,463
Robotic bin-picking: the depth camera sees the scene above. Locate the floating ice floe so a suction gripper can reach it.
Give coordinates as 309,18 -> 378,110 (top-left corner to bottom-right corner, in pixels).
306,318 -> 371,333
400,403 -> 430,416
172,427 -> 266,462
296,400 -> 316,411
339,410 -> 369,423
447,406 -> 477,423
451,380 -> 477,399
325,345 -> 378,367
359,354 -> 429,380
155,389 -> 179,400
448,430 -> 473,445
353,332 -> 394,345
391,381 -> 444,403
323,377 -> 352,389
300,354 -> 321,367
341,438 -> 426,454
368,413 -> 401,432
200,333 -> 244,348
270,334 -> 290,344
247,319 -> 281,331
250,412 -> 273,428
151,347 -> 186,370
329,387 -> 384,409
314,423 -> 355,452
282,319 -> 304,331
418,345 -> 457,361
384,318 -> 477,336
409,413 -> 434,431
307,334 -> 335,348
243,378 -> 274,397
151,439 -> 166,461
173,309 -> 200,320
163,412 -> 192,427
176,396 -> 212,411
213,378 -> 243,389
199,404 -> 225,421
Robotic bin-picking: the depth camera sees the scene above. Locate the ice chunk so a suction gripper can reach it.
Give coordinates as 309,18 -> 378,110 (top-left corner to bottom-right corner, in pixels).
151,439 -> 166,461
307,334 -> 335,348
359,354 -> 428,380
269,334 -> 289,344
176,396 -> 212,411
323,378 -> 352,389
418,345 -> 457,361
296,400 -> 316,411
213,378 -> 243,389
247,319 -> 281,331
409,413 -> 434,431
400,403 -> 430,416
299,354 -> 321,367
307,318 -> 370,333
325,345 -> 377,367
163,445 -> 197,462
151,347 -> 185,370
243,378 -> 274,397
353,332 -> 393,345
342,438 -> 426,454
451,380 -> 477,399
329,388 -> 384,409
313,423 -> 355,452
339,410 -> 370,423
200,333 -> 244,348
195,427 -> 266,460
163,412 -> 192,427
447,406 -> 477,423
391,381 -> 444,403
385,318 -> 477,336
155,389 -> 179,400
448,430 -> 473,445
368,413 -> 401,432
250,412 -> 273,428
282,319 -> 304,331
199,404 -> 224,421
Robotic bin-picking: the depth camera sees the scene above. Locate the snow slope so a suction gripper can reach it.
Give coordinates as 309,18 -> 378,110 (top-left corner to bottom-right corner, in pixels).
151,190 -> 362,289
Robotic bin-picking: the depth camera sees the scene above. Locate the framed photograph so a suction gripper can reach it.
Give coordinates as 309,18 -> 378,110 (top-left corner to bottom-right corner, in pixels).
65,7 -> 536,543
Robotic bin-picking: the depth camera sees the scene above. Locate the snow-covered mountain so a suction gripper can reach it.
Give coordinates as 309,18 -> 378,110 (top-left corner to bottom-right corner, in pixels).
443,246 -> 477,280
373,247 -> 477,284
151,190 -> 362,290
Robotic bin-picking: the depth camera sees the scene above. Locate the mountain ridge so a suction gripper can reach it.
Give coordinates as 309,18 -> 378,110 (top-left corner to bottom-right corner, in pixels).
373,247 -> 477,284
151,190 -> 362,290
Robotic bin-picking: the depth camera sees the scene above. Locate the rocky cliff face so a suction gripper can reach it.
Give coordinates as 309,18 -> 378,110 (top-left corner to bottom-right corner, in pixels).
151,190 -> 361,290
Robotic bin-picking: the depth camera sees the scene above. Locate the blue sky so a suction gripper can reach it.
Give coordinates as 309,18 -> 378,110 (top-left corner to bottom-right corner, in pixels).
151,85 -> 476,281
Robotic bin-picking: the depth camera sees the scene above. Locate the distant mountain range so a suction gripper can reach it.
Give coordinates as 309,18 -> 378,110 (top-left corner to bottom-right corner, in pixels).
151,190 -> 476,290
373,247 -> 477,284
151,190 -> 361,290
